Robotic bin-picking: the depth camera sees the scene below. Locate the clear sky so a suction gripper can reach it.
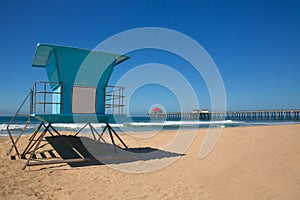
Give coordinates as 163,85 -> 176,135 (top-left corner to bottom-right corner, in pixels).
0,0 -> 299,115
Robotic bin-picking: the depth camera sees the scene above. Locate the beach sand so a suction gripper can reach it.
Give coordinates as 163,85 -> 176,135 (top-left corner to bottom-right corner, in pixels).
0,125 -> 300,199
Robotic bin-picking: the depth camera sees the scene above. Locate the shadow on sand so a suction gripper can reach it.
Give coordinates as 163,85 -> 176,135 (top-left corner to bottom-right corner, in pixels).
46,135 -> 184,168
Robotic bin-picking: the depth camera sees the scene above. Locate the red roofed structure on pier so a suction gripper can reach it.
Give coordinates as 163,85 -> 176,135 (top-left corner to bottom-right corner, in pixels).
151,107 -> 163,114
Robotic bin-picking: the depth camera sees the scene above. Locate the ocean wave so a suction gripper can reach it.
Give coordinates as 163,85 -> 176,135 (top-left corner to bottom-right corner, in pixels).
0,124 -> 7,131
52,123 -> 124,129
1,120 -> 299,136
242,121 -> 300,126
128,120 -> 241,126
0,123 -> 124,131
0,124 -> 37,131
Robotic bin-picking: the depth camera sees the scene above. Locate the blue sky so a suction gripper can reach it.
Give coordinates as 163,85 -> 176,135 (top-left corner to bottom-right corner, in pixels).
0,0 -> 299,115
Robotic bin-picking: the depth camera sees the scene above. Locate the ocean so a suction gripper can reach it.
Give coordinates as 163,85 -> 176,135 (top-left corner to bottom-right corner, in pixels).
1,116 -> 300,136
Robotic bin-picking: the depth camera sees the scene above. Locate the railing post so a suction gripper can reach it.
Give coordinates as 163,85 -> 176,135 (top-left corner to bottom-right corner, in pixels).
30,89 -> 33,114
104,86 -> 125,115
112,89 -> 115,114
104,87 -> 106,114
43,82 -> 46,114
34,82 -> 37,114
118,88 -> 121,115
121,87 -> 124,114
61,84 -> 64,114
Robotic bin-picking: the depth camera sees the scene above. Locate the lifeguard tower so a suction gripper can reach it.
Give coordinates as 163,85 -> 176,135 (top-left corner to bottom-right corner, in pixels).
7,44 -> 129,169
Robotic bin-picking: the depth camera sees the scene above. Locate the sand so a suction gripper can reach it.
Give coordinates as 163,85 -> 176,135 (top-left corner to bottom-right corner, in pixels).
0,125 -> 300,199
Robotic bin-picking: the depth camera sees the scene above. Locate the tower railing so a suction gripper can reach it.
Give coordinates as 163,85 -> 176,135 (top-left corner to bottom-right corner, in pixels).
105,86 -> 125,115
31,81 -> 64,114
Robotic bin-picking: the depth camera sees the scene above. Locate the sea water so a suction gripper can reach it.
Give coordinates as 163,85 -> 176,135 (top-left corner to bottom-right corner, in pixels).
1,115 -> 300,136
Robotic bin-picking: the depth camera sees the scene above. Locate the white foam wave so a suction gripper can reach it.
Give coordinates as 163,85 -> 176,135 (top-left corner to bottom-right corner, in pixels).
0,123 -> 124,131
244,121 -> 300,126
0,124 -> 37,131
129,120 -> 240,126
53,123 -> 124,129
0,124 -> 7,131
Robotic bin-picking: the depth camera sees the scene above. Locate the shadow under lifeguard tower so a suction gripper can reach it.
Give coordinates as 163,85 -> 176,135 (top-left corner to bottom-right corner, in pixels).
7,44 -> 130,169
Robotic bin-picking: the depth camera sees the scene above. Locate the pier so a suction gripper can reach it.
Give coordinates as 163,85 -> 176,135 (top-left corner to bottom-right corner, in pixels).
148,110 -> 300,121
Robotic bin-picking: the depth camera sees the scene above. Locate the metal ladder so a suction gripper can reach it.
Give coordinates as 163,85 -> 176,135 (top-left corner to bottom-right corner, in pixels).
6,90 -> 32,158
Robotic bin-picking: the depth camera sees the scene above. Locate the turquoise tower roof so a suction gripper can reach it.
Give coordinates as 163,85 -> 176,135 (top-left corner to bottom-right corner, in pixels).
32,43 -> 129,88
